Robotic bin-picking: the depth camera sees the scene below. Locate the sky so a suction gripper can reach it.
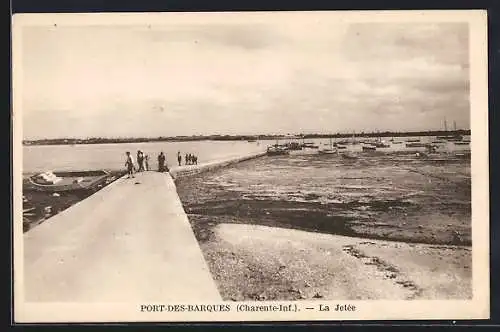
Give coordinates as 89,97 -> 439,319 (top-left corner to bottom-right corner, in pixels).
20,14 -> 470,139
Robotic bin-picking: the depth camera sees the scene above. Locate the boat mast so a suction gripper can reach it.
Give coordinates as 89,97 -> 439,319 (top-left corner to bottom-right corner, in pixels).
444,117 -> 448,132
453,121 -> 457,131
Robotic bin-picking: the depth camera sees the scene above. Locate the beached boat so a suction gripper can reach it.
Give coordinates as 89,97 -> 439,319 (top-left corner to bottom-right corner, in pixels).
405,142 -> 428,148
318,138 -> 337,155
372,142 -> 390,148
266,145 -> 289,156
405,138 -> 421,143
301,142 -> 319,149
336,144 -> 347,150
362,145 -> 376,151
27,170 -> 110,193
285,142 -> 303,150
454,141 -> 470,145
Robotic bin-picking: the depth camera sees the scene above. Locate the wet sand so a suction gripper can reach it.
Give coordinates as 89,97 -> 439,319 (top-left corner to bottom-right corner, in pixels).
202,223 -> 471,301
175,153 -> 472,300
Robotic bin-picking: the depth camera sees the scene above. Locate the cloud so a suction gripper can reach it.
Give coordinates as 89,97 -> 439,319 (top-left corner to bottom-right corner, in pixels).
20,20 -> 471,139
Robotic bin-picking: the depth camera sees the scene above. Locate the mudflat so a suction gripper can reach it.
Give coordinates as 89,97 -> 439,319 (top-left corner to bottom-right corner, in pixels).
176,153 -> 471,300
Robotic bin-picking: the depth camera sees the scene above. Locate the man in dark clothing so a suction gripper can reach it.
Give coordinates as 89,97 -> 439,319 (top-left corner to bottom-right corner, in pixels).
158,152 -> 165,172
177,151 -> 182,166
137,150 -> 144,172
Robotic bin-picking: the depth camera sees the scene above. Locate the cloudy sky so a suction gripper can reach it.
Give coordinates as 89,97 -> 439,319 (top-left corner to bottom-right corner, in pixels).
20,14 -> 470,139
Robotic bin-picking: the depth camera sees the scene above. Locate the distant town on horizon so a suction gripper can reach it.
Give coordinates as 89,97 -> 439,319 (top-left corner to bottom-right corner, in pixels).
23,129 -> 471,146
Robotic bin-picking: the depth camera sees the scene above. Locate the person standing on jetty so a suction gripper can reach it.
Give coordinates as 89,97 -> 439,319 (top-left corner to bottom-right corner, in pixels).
125,151 -> 135,178
158,152 -> 166,172
137,150 -> 145,172
144,154 -> 150,171
185,153 -> 189,166
177,151 -> 182,166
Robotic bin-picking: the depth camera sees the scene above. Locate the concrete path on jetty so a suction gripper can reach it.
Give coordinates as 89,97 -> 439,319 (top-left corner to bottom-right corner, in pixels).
23,171 -> 222,302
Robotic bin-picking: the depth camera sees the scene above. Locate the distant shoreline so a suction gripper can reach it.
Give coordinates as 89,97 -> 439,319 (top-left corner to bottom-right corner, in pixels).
23,130 -> 470,146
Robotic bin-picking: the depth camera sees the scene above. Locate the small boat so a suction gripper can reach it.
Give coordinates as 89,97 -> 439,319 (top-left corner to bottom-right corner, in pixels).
27,170 -> 110,193
247,139 -> 257,143
266,145 -> 289,156
362,145 -> 376,151
372,142 -> 390,148
405,142 -> 428,148
285,142 -> 303,150
406,138 -> 421,143
454,141 -> 470,145
336,144 -> 348,150
318,138 -> 337,155
302,142 -> 319,149
392,141 -> 403,144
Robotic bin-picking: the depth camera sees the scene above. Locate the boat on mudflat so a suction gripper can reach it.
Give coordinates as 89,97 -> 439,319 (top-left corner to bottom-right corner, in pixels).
372,142 -> 390,148
302,142 -> 319,149
405,142 -> 428,148
266,145 -> 290,156
318,138 -> 337,155
362,145 -> 377,151
26,170 -> 111,193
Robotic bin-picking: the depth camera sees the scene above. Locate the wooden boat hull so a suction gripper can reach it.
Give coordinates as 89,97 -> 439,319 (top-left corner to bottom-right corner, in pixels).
27,170 -> 110,193
362,146 -> 376,151
318,150 -> 337,155
405,143 -> 428,148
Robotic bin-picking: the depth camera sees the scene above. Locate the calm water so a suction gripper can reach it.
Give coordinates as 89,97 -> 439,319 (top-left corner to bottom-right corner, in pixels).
22,136 -> 470,174
22,140 -> 266,173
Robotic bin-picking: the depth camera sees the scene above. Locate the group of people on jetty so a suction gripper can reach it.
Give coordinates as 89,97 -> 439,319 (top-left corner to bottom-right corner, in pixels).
124,150 -> 199,178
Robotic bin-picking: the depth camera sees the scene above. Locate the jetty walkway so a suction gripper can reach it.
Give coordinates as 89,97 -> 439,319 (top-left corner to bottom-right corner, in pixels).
23,151 -> 266,302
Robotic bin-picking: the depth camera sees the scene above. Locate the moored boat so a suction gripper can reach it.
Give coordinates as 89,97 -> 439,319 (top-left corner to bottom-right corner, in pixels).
302,142 -> 319,149
372,142 -> 390,148
362,145 -> 377,151
318,138 -> 337,155
405,142 -> 428,148
26,170 -> 111,193
266,145 -> 289,156
285,142 -> 303,150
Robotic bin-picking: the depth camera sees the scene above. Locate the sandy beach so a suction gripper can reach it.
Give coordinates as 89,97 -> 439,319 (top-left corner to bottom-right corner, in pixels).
199,223 -> 471,301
